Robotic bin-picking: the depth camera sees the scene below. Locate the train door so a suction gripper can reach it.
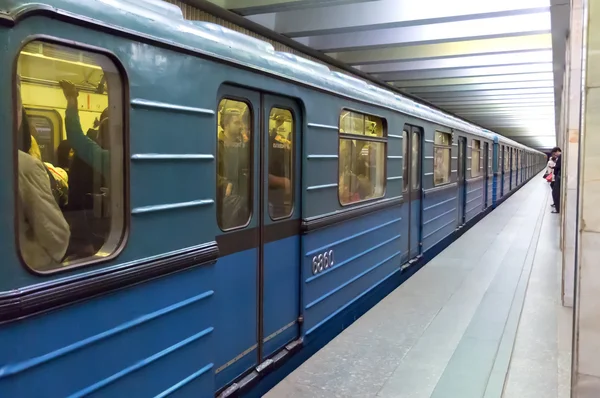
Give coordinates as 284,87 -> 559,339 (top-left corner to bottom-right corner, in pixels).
215,87 -> 301,381
260,94 -> 302,360
457,136 -> 467,225
403,124 -> 423,261
483,142 -> 489,208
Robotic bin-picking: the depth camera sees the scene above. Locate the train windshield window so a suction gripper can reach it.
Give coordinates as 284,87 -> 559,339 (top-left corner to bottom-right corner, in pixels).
338,110 -> 386,205
471,139 -> 481,177
15,40 -> 125,272
433,131 -> 451,185
217,99 -> 252,230
268,108 -> 294,220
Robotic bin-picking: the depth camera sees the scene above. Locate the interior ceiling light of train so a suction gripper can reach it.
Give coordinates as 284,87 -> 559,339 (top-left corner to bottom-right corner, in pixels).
206,0 -> 568,151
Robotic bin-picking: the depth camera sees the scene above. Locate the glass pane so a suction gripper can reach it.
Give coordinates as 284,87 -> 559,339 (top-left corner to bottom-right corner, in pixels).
16,40 -> 124,271
434,147 -> 450,185
217,99 -> 252,230
339,110 -> 363,135
402,129 -> 409,192
339,110 -> 384,137
471,140 -> 480,177
364,115 -> 384,137
268,108 -> 293,219
339,139 -> 385,204
411,131 -> 420,190
28,115 -> 55,164
434,131 -> 451,146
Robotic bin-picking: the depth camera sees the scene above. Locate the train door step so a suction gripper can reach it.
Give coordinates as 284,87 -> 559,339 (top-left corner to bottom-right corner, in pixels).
402,255 -> 422,270
217,337 -> 304,398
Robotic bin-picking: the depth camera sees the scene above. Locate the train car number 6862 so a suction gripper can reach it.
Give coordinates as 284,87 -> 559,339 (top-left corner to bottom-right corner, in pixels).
312,250 -> 335,275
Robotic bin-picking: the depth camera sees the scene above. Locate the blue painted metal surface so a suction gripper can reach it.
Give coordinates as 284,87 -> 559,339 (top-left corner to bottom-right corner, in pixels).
302,208 -> 402,336
422,185 -> 457,252
0,267 -> 216,397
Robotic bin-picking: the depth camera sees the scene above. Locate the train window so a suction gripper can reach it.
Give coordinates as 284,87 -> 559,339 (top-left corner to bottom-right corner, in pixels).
411,130 -> 421,190
217,99 -> 252,230
504,147 -> 510,172
471,139 -> 481,177
15,40 -> 125,272
268,108 -> 293,219
433,131 -> 451,185
338,110 -> 386,205
512,149 -> 517,171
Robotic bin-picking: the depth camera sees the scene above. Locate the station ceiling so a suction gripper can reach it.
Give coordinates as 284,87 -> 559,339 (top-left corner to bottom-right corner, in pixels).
205,0 -> 570,151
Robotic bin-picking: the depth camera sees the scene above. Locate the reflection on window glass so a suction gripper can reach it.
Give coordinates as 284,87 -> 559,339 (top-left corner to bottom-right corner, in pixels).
471,140 -> 480,177
504,147 -> 510,172
433,131 -> 451,185
339,110 -> 384,137
338,110 -> 386,205
402,129 -> 409,192
268,108 -> 293,219
411,131 -> 420,190
16,40 -> 124,272
512,148 -> 517,171
217,99 -> 252,230
339,140 -> 385,204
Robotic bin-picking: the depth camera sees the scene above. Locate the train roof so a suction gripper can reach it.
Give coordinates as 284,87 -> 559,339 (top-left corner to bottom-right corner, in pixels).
2,0 -> 544,155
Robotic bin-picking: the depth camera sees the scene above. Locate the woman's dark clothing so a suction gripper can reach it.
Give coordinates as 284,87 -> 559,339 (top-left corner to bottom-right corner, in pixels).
552,155 -> 562,213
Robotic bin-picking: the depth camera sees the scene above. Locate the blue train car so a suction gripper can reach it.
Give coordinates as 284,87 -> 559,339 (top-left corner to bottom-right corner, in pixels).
0,1 -> 547,397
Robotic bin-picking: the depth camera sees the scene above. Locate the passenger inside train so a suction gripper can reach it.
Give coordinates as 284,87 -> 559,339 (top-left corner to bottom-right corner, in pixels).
16,76 -> 70,271
339,110 -> 385,204
15,40 -> 124,271
217,100 -> 252,230
268,111 -> 293,219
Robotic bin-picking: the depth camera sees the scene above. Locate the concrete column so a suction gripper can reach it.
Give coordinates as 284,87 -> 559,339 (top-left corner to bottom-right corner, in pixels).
562,0 -> 584,308
573,0 -> 600,395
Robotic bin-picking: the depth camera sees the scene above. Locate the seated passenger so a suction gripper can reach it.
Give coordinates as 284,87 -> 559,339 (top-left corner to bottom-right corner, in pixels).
17,102 -> 70,270
28,135 -> 69,209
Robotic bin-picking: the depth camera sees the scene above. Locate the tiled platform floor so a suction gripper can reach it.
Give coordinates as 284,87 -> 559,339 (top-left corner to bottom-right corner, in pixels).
264,176 -> 572,398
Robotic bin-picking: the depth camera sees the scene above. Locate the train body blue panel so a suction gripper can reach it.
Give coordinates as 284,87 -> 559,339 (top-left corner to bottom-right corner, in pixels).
262,236 -> 301,358
0,1 -> 547,397
0,266 -> 216,397
213,250 -> 258,390
422,185 -> 457,252
302,207 -> 402,336
465,178 -> 485,222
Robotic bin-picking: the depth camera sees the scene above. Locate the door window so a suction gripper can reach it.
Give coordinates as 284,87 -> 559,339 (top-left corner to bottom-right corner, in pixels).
402,129 -> 409,192
411,130 -> 421,190
268,108 -> 294,219
217,98 -> 252,230
471,140 -> 481,177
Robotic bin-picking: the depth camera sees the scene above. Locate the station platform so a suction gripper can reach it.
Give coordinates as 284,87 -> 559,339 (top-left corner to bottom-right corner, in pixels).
265,176 -> 572,398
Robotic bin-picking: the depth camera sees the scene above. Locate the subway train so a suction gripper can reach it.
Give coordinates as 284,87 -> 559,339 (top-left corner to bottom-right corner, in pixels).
0,0 -> 547,397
